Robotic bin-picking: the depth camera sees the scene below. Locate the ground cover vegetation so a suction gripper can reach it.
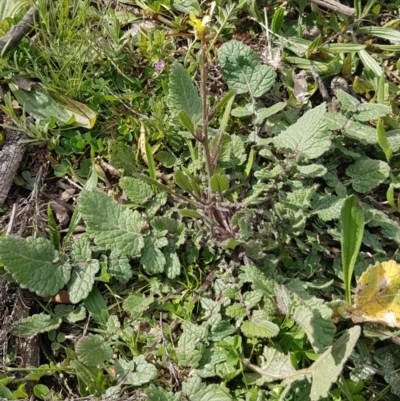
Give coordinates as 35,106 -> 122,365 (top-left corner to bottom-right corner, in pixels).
1,0 -> 400,399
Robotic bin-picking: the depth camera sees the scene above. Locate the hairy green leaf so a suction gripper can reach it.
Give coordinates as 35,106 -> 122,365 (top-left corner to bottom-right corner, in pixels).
109,141 -> 136,176
79,189 -> 144,255
174,170 -> 194,194
309,326 -> 361,400
120,177 -> 153,205
177,322 -> 207,368
168,62 -> 201,119
109,250 -> 132,283
346,159 -> 390,193
11,313 -> 62,337
241,319 -> 279,339
76,335 -> 113,366
218,40 -> 276,98
140,237 -> 166,274
355,103 -> 391,121
273,103 -> 330,159
115,356 -> 158,386
276,282 -> 336,353
69,237 -> 100,303
0,237 -> 71,297
210,174 -> 228,193
123,293 -> 154,316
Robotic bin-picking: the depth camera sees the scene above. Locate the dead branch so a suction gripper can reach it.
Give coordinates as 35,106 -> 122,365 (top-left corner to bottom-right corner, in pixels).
310,0 -> 356,17
0,6 -> 38,54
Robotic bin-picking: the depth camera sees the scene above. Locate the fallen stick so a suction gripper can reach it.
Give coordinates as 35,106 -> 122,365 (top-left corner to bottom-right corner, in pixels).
0,125 -> 28,206
0,5 -> 39,54
310,0 -> 356,17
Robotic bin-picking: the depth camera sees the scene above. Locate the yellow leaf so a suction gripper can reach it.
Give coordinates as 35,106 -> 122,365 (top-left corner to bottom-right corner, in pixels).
351,260 -> 400,328
139,122 -> 148,166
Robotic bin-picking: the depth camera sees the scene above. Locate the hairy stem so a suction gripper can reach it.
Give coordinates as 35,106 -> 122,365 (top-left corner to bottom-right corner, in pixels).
199,33 -> 214,199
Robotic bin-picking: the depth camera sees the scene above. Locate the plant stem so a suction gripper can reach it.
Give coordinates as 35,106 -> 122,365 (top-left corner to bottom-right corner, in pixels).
199,33 -> 214,196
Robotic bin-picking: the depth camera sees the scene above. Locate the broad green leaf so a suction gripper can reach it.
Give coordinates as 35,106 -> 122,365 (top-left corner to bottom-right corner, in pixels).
71,360 -> 105,396
182,376 -> 206,398
297,164 -> 327,178
256,347 -> 296,383
226,304 -> 247,319
309,326 -> 361,400
146,385 -> 180,401
271,7 -> 284,33
255,102 -> 286,125
357,26 -> 400,42
69,237 -> 100,303
341,195 -> 364,304
54,304 -> 86,323
69,260 -> 99,304
344,120 -> 377,144
358,49 -> 382,76
155,150 -> 177,168
387,130 -> 400,152
79,189 -> 144,256
336,90 -> 360,111
218,40 -> 276,98
109,250 -> 132,283
10,83 -> 96,128
277,282 -> 336,353
210,174 -> 228,193
273,103 -> 330,159
83,288 -> 109,328
241,319 -> 279,339
11,313 -> 61,337
177,322 -> 207,368
376,118 -> 392,161
365,204 -> 400,245
179,209 -> 202,218
311,195 -> 345,221
174,170 -> 194,193
33,384 -> 51,401
168,62 -> 201,119
109,141 -> 136,176
191,384 -> 232,401
115,356 -> 158,386
140,237 -> 166,274
120,177 -> 153,204
123,293 -> 154,316
164,243 -> 181,279
0,237 -> 71,297
346,159 -> 390,193
76,335 -> 113,366
231,104 -> 253,117
173,0 -> 200,15
355,103 -> 391,122
0,382 -> 14,400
